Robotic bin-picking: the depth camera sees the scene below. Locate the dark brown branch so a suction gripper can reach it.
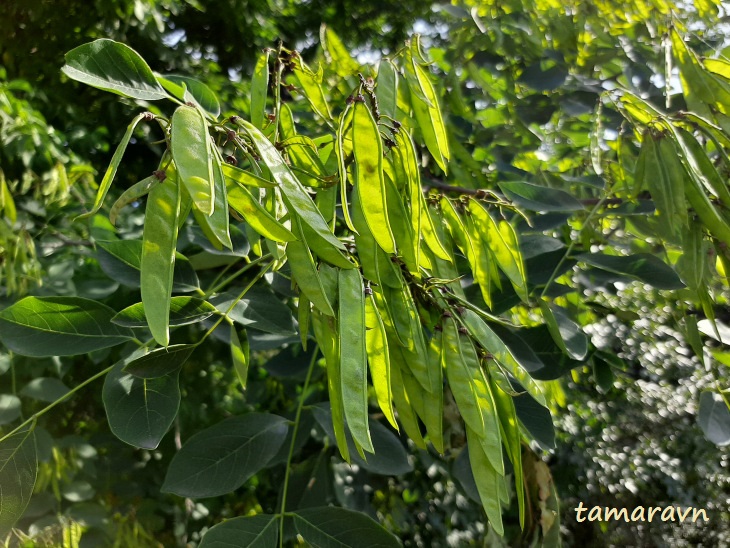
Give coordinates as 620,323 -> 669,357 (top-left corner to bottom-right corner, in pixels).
48,231 -> 93,247
422,178 -> 625,207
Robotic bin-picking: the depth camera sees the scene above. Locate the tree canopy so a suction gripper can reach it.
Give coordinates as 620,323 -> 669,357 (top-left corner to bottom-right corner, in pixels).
1,1 -> 730,546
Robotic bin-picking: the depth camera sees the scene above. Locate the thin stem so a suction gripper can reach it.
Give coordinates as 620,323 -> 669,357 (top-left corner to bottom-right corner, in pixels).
422,177 -> 625,207
198,261 -> 274,345
279,346 -> 319,548
273,44 -> 285,144
9,353 -> 23,421
203,260 -> 238,296
0,364 -> 115,444
540,196 -> 607,298
204,254 -> 273,297
10,353 -> 16,396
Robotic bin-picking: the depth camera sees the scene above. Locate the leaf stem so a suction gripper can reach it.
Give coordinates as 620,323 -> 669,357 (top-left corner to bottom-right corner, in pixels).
0,364 -> 115,444
422,177 -> 624,206
540,196 -> 607,299
197,261 -> 274,345
273,43 -> 285,144
204,254 -> 273,297
278,346 -> 319,547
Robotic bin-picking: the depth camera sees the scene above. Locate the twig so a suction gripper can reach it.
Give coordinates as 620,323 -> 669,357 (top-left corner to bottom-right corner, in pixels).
422,178 -> 625,206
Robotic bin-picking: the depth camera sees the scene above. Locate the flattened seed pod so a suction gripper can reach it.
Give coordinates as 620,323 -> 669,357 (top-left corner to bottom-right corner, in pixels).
339,269 -> 373,453
171,105 -> 215,216
141,177 -> 183,346
352,101 -> 396,254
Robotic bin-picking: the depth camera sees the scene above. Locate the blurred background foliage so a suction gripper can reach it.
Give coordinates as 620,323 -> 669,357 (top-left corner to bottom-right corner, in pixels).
1,0 -> 730,546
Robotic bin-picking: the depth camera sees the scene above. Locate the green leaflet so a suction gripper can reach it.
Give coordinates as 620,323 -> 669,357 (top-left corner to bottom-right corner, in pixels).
293,507 -> 401,548
199,514 -> 278,548
103,351 -> 182,450
171,105 -> 215,216
251,49 -> 270,129
123,344 -> 195,378
405,47 -> 449,172
0,425 -> 37,537
311,310 -> 350,462
539,301 -> 588,361
158,74 -> 220,119
377,59 -> 399,121
321,26 -> 360,77
461,310 -> 547,407
161,413 -> 288,498
291,56 -> 332,122
655,132 -> 730,246
112,296 -> 217,328
109,174 -> 156,225
235,119 -> 345,252
230,325 -> 250,390
498,181 -> 584,213
365,294 -> 397,430
141,177 -> 183,347
62,39 -> 169,101
671,28 -> 730,118
676,111 -> 730,151
339,269 -> 373,453
410,34 -> 432,66
77,112 -> 148,220
226,179 -> 296,242
672,126 -> 730,209
442,318 -> 503,474
0,297 -> 133,357
353,101 -> 396,254
676,222 -> 707,291
287,218 -> 334,316
704,57 -> 730,80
